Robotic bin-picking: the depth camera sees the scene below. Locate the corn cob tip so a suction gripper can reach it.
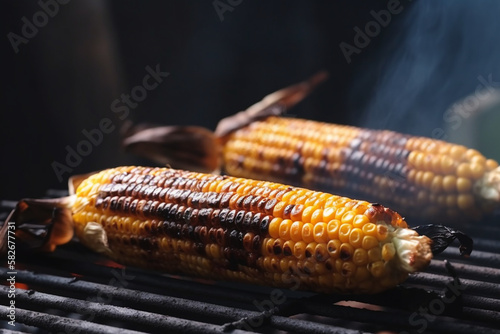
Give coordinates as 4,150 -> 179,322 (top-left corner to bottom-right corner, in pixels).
81,222 -> 112,255
475,166 -> 500,203
392,228 -> 432,273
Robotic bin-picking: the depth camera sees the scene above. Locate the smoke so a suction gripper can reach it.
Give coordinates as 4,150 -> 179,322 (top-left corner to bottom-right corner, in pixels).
348,0 -> 500,137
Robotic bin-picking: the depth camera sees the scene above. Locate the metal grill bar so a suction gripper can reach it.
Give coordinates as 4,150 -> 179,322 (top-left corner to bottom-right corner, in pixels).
0,286 -> 239,334
0,268 -> 363,334
0,305 -> 146,334
406,272 -> 500,298
302,303 -> 500,334
0,268 -> 260,324
425,260 -> 500,283
10,244 -> 304,308
438,249 -> 500,267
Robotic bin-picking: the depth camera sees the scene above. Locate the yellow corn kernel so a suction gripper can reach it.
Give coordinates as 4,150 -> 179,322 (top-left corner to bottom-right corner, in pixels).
326,219 -> 340,240
290,221 -> 304,242
310,209 -> 323,224
279,219 -> 293,239
382,243 -> 396,261
362,235 -> 379,250
352,248 -> 368,266
302,223 -> 315,243
339,224 -> 352,243
269,218 -> 282,239
301,205 -> 316,224
349,228 -> 364,249
352,214 -> 369,228
313,222 -> 328,243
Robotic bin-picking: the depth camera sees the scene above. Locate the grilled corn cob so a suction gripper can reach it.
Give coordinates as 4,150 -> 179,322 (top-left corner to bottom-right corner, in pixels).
3,166 -> 437,294
221,116 -> 500,223
122,73 -> 500,224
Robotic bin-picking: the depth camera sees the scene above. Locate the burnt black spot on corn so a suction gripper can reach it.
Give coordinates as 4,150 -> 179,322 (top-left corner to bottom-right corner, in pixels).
68,166 -> 433,294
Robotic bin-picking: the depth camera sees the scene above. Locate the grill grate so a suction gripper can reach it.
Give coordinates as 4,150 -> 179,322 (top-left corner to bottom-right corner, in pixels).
1,194 -> 500,334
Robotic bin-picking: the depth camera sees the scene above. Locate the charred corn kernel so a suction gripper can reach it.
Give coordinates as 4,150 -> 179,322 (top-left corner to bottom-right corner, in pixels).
341,261 -> 357,277
339,243 -> 354,261
305,242 -> 317,259
282,240 -> 295,256
221,116 -> 500,223
70,166 -> 432,294
314,243 -> 329,262
290,204 -> 304,221
327,239 -> 342,258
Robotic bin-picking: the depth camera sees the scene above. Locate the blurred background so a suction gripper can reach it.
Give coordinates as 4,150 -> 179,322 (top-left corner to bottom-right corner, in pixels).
2,0 -> 500,199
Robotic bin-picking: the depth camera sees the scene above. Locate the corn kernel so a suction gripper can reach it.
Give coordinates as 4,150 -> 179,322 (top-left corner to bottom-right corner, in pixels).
327,239 -> 342,259
302,223 -> 315,243
352,248 -> 368,266
290,221 -> 304,242
339,224 -> 352,243
310,209 -> 323,224
269,218 -> 282,238
362,223 -> 377,237
382,243 -> 396,261
279,219 -> 293,239
369,261 -> 386,278
349,228 -> 364,248
326,219 -> 340,240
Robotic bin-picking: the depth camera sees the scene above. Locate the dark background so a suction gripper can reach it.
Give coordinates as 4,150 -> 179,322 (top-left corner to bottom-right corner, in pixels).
2,1 -> 500,199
